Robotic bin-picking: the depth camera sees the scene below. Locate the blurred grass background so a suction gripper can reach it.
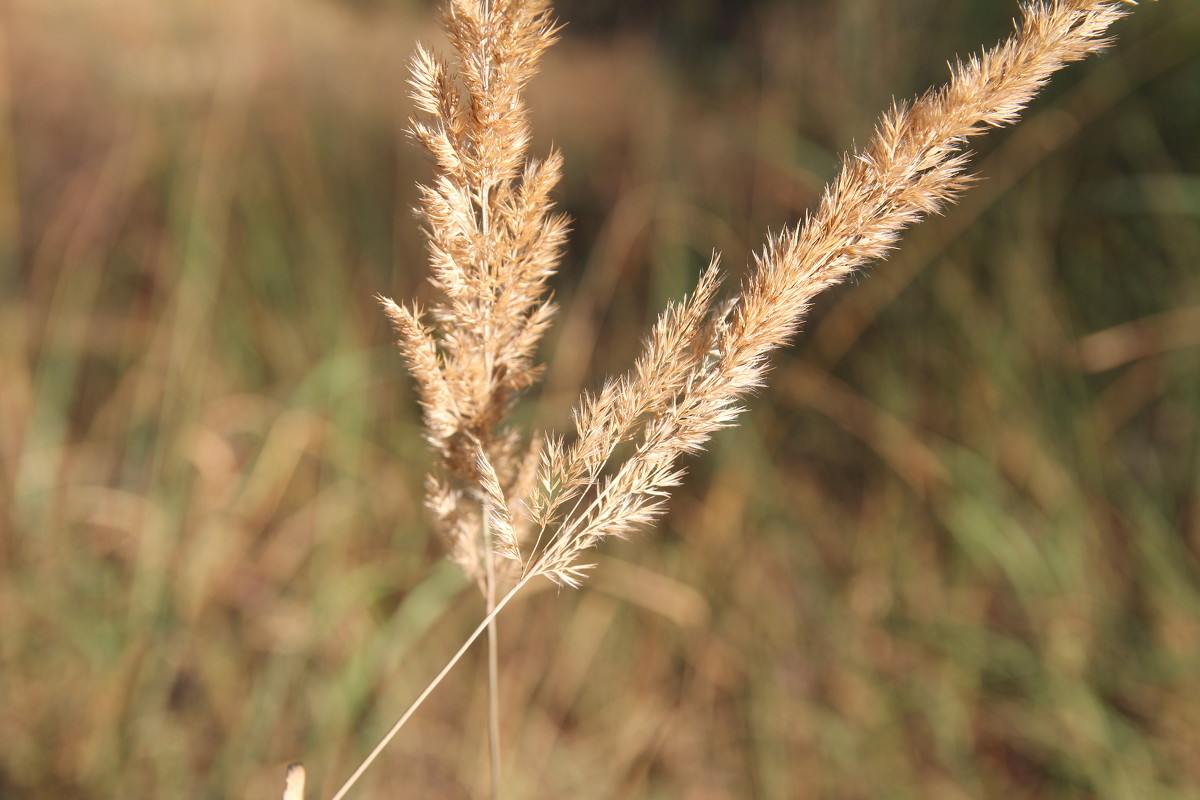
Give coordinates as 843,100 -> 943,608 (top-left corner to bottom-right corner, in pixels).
2,0 -> 1198,797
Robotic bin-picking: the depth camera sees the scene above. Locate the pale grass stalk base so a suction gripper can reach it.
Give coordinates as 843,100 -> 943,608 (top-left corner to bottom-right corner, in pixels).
484,505 -> 502,800
329,576 -> 533,800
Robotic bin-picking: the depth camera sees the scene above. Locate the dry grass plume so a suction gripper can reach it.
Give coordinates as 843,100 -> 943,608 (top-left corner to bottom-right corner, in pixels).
334,0 -> 1153,796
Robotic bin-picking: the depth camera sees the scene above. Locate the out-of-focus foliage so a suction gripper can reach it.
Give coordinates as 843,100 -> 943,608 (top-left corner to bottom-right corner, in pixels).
1,0 -> 1198,797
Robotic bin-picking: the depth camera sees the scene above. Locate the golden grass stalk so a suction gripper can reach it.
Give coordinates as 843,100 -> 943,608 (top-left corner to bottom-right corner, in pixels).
337,0 -> 1149,797
525,0 -> 1144,589
376,3 -> 563,797
380,0 -> 563,588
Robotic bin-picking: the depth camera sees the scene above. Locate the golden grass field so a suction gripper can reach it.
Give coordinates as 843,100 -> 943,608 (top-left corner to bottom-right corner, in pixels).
2,0 -> 1199,797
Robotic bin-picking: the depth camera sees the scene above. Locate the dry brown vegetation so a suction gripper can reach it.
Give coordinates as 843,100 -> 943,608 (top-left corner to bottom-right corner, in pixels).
2,0 -> 1198,797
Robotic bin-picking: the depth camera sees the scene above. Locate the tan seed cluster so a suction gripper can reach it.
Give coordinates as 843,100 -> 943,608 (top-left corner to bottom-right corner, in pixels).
383,0 -> 1143,591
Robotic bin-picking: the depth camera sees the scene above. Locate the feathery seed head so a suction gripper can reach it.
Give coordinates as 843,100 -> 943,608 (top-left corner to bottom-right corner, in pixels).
386,0 -> 1142,591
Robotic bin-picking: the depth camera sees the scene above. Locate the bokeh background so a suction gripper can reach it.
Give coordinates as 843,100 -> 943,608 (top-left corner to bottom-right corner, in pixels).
3,0 -> 1199,797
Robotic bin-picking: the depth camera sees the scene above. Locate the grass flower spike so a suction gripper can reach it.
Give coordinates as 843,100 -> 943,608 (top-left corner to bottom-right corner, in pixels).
338,0 -> 1152,797
380,0 -> 565,587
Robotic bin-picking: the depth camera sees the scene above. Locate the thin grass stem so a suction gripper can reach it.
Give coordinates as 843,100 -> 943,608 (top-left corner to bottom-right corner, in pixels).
484,503 -> 502,800
328,575 -> 532,800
